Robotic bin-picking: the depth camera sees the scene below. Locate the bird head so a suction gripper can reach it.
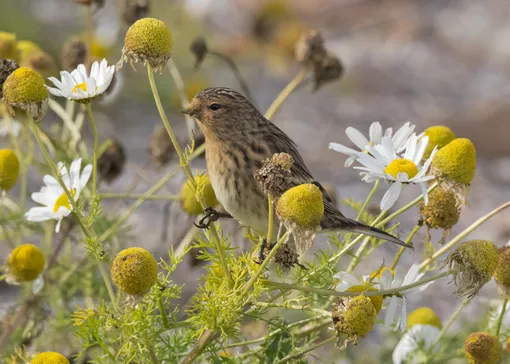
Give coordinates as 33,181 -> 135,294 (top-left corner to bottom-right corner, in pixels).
181,87 -> 260,138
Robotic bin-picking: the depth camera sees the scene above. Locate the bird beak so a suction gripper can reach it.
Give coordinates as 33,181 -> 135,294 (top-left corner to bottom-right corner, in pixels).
180,105 -> 192,116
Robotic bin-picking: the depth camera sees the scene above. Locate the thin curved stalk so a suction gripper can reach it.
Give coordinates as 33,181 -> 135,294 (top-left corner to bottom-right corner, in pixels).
265,68 -> 307,120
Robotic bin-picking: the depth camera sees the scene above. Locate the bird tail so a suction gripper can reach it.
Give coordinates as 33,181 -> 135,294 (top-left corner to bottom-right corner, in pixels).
323,215 -> 412,249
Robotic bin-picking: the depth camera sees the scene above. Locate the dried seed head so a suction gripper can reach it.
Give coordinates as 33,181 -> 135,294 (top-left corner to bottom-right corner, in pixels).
273,240 -> 300,269
118,17 -> 172,72
420,186 -> 461,230
61,38 -> 87,71
312,51 -> 344,91
331,296 -> 376,349
2,67 -> 48,121
0,58 -> 19,98
295,29 -> 326,66
444,240 -> 499,298
464,332 -> 502,364
190,37 -> 208,70
149,125 -> 173,166
120,0 -> 150,26
255,152 -> 294,197
406,307 -> 442,329
98,139 -> 126,184
494,246 -> 510,298
111,247 -> 158,296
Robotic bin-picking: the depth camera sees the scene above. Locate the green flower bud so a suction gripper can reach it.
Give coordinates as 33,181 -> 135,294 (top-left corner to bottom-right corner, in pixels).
118,17 -> 172,72
111,247 -> 158,295
276,183 -> 324,229
7,244 -> 45,282
494,246 -> 510,298
431,138 -> 476,185
2,66 -> 48,121
445,240 -> 499,298
31,352 -> 69,364
464,332 -> 502,364
0,149 -> 20,192
180,175 -> 218,215
332,295 -> 376,349
406,307 -> 442,329
422,125 -> 456,159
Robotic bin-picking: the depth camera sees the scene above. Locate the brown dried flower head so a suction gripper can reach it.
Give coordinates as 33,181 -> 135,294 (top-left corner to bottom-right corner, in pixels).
61,38 -> 87,71
313,51 -> 344,91
0,58 -> 19,98
149,125 -> 173,166
273,239 -> 300,269
98,139 -> 126,184
255,152 -> 294,197
120,0 -> 150,26
295,29 -> 326,66
420,186 -> 461,230
190,37 -> 208,70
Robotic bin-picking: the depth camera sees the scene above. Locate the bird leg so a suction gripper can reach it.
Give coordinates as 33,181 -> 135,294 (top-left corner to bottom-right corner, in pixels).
194,207 -> 233,229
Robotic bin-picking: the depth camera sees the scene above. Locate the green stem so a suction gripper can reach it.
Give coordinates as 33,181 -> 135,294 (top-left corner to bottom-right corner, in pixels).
166,59 -> 195,136
495,299 -> 508,337
263,269 -> 453,297
99,192 -> 180,200
266,194 -> 274,242
420,200 -> 510,272
432,297 -> 471,347
28,115 -> 118,311
277,336 -> 335,364
158,294 -> 170,329
264,68 -> 308,120
86,104 -> 98,198
356,180 -> 379,220
147,64 -> 232,287
241,232 -> 289,297
390,223 -> 422,270
253,301 -> 330,316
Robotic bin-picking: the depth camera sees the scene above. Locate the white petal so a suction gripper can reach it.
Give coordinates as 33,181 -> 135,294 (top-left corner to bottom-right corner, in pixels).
396,172 -> 409,183
403,134 -> 417,161
381,137 -> 397,164
403,264 -> 421,286
399,297 -> 407,331
357,153 -> 386,174
55,219 -> 62,233
329,142 -> 358,156
77,64 -> 88,79
380,270 -> 393,290
385,296 -> 399,326
345,156 -> 356,168
345,127 -> 369,150
31,191 -> 54,206
393,122 -> 416,150
414,136 -> 429,164
369,122 -> 383,144
80,164 -> 93,188
25,207 -> 55,221
381,182 -> 402,211
69,158 -> 82,188
32,275 -> 45,294
392,325 -> 441,364
86,77 -> 97,96
43,175 -> 62,191
384,127 -> 393,138
90,61 -> 100,80
420,182 -> 429,205
45,86 -> 65,97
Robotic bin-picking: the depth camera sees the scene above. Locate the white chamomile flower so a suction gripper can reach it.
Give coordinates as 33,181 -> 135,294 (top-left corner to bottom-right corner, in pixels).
392,324 -> 441,364
25,158 -> 92,232
329,121 -> 416,167
380,264 -> 434,332
0,118 -> 21,137
46,59 -> 115,103
355,134 -> 437,210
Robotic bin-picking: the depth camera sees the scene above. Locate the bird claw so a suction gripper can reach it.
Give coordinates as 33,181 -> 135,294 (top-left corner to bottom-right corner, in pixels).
194,207 -> 232,230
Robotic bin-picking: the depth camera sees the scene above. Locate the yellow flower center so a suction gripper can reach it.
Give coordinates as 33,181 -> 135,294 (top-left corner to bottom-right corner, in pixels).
53,189 -> 76,213
72,82 -> 87,93
369,267 -> 395,280
384,159 -> 419,179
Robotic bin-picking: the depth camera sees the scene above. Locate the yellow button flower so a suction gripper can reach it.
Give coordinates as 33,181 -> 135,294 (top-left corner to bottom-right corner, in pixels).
7,244 -> 45,282
332,295 -> 376,349
406,307 -> 442,329
422,125 -> 456,159
276,183 -> 324,230
431,138 -> 476,185
111,247 -> 158,295
31,352 -> 69,364
464,332 -> 502,364
0,149 -> 20,192
119,18 -> 173,72
180,175 -> 218,215
0,31 -> 17,60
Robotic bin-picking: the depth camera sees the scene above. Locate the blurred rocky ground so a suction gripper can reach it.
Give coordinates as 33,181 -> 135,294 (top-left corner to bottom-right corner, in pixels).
2,0 -> 510,360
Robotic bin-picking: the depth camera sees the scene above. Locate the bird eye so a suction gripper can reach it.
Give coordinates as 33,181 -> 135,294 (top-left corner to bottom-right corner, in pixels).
209,103 -> 221,111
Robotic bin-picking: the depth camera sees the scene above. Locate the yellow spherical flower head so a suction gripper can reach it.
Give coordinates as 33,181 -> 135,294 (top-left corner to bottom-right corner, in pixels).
419,186 -> 460,230
118,18 -> 172,72
0,149 -> 20,192
345,285 -> 383,313
493,246 -> 510,298
17,40 -> 55,78
331,295 -> 376,349
276,183 -> 324,252
31,352 -> 69,364
406,307 -> 442,329
422,125 -> 456,159
7,244 -> 45,283
464,332 -> 502,364
111,247 -> 158,296
180,175 -> 218,215
0,32 -> 17,60
2,67 -> 48,121
445,240 -> 499,298
431,138 -> 476,185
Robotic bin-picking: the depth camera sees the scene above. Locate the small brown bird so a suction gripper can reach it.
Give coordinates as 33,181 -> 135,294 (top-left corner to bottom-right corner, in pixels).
182,87 -> 410,248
